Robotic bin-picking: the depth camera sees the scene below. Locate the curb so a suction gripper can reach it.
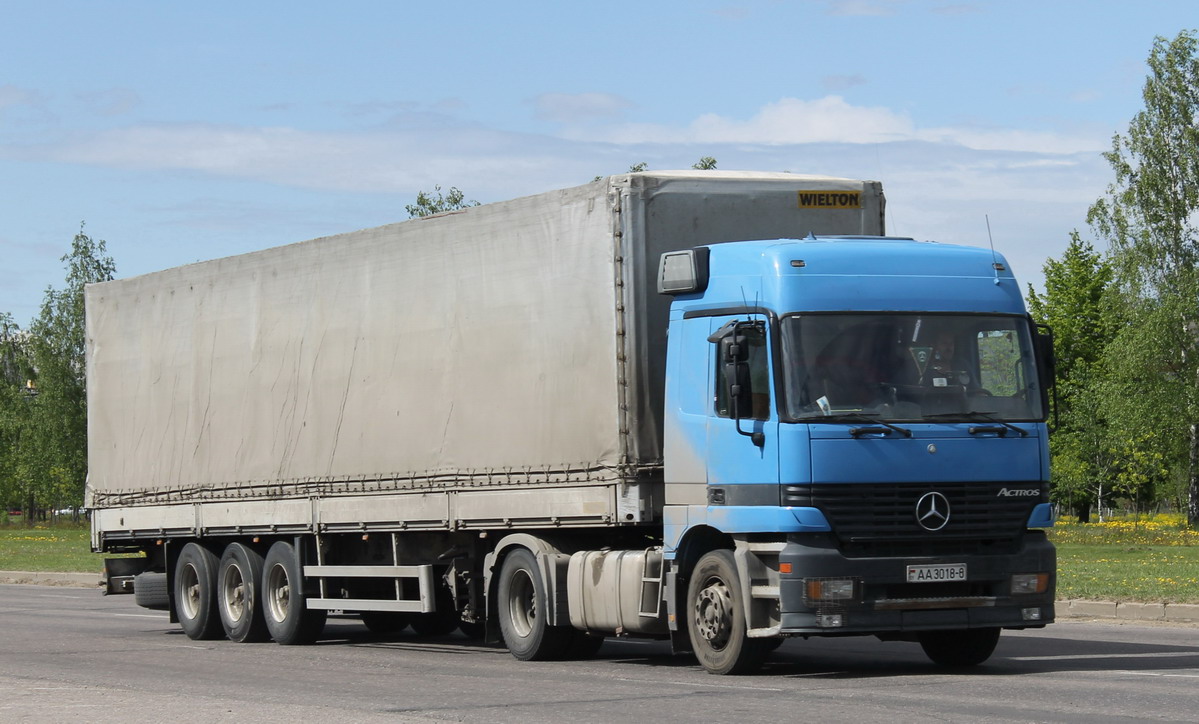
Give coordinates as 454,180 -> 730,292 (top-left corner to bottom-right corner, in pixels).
0,570 -> 103,588
1056,599 -> 1199,625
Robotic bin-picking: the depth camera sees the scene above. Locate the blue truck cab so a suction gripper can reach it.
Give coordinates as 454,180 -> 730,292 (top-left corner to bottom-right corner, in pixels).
659,236 -> 1056,673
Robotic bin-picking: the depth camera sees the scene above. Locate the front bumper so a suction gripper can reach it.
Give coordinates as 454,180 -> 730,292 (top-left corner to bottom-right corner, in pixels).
777,531 -> 1056,634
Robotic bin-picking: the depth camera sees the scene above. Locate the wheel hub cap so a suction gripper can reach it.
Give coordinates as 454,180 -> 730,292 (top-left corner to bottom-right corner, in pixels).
694,579 -> 733,650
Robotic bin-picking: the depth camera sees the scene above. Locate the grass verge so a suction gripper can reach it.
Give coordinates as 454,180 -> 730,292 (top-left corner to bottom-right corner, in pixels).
1053,543 -> 1199,603
0,525 -> 109,574
1048,515 -> 1199,603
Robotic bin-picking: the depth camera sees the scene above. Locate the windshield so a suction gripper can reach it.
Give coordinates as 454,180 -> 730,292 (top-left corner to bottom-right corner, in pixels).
780,313 -> 1045,422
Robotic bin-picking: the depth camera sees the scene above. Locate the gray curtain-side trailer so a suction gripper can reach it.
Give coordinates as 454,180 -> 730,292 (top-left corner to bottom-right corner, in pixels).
87,171 -> 886,662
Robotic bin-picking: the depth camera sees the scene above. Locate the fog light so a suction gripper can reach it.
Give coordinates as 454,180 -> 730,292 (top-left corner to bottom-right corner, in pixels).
1022,607 -> 1042,621
1011,573 -> 1049,595
817,613 -> 844,628
805,578 -> 857,602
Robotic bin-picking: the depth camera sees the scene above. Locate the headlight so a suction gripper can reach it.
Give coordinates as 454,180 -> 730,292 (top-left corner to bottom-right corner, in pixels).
1011,573 -> 1049,595
805,578 -> 858,602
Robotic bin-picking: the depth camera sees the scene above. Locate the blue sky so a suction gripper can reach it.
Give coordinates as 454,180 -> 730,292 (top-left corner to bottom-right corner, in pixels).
2,1 -> 1195,325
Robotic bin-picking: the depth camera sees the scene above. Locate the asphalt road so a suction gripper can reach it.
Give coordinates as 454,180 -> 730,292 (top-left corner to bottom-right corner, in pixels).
2,583 -> 1197,724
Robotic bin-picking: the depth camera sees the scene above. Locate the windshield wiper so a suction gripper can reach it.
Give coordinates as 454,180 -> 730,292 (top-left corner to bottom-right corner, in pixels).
816,413 -> 912,438
924,411 -> 1029,437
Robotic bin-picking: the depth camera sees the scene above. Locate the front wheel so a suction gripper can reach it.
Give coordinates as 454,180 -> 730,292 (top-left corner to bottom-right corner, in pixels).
686,550 -> 767,675
918,627 -> 1001,667
496,548 -> 572,660
262,541 -> 327,645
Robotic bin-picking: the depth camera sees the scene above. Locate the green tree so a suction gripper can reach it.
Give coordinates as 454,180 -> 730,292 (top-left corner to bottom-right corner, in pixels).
593,158 -> 715,183
20,226 -> 117,520
1026,232 -> 1115,389
1087,30 -> 1199,524
1027,233 -> 1118,520
405,185 -> 480,218
0,313 -> 36,519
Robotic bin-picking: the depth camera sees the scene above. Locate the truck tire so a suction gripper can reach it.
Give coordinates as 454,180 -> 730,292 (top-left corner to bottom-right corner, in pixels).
496,547 -> 572,660
175,542 -> 223,640
217,543 -> 269,643
133,571 -> 170,611
262,540 -> 327,645
918,627 -> 1001,667
686,549 -> 767,675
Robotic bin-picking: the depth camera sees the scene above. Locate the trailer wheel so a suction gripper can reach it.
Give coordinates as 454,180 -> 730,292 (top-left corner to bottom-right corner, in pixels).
918,627 -> 1001,667
218,543 -> 269,643
133,571 -> 170,611
175,542 -> 223,640
262,541 -> 327,645
496,547 -> 571,660
686,550 -> 766,675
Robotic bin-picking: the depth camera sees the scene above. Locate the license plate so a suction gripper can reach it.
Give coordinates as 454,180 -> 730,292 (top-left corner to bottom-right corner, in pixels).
906,563 -> 967,583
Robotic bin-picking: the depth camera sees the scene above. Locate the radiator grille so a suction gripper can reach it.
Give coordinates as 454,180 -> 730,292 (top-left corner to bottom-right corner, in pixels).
784,481 -> 1045,557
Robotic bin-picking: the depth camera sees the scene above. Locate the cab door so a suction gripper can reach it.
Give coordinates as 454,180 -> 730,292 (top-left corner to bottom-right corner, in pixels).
704,313 -> 780,505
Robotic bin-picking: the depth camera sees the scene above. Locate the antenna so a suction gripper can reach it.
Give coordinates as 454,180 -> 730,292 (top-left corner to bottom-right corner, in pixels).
985,215 -> 1001,286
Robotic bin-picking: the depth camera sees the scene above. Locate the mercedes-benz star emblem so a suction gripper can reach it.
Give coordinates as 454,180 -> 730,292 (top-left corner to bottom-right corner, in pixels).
916,491 -> 951,531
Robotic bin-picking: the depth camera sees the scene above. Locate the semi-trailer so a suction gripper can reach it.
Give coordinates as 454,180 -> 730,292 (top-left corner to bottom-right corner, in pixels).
89,171 -> 1055,674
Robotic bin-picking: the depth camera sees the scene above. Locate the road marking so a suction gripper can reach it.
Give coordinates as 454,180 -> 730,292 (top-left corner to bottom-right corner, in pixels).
614,676 -> 783,692
113,613 -> 169,619
31,687 -> 88,691
1115,671 -> 1199,679
1008,651 -> 1198,661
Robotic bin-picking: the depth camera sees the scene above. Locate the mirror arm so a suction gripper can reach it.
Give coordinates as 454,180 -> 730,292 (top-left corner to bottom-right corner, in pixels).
735,418 -> 766,448
729,382 -> 765,447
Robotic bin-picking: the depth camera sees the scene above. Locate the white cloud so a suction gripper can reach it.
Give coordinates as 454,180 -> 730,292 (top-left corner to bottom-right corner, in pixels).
77,88 -> 140,117
531,92 -> 635,124
0,84 -> 46,112
931,3 -> 983,16
823,74 -> 868,91
825,0 -> 901,17
28,122 -> 589,199
0,85 -> 53,126
582,96 -> 1107,155
0,96 -> 1114,315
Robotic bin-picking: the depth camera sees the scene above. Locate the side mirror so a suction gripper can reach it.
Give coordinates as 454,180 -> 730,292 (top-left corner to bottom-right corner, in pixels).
1035,323 -> 1058,430
711,321 -> 765,448
1034,324 -> 1057,389
720,334 -> 755,420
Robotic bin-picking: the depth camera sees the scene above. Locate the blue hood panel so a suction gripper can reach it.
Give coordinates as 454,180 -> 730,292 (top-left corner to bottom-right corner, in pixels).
810,432 -> 1043,484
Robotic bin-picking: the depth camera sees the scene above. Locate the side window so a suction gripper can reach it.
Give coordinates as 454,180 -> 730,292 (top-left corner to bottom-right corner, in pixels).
976,329 -> 1023,395
714,322 -> 770,420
